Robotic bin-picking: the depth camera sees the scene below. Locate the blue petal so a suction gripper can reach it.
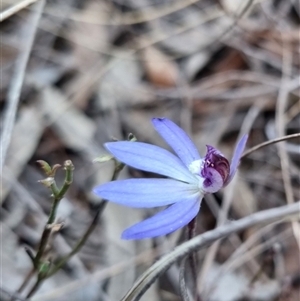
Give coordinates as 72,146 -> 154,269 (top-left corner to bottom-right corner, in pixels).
93,178 -> 199,208
225,134 -> 248,185
152,118 -> 201,166
121,195 -> 203,239
105,141 -> 197,183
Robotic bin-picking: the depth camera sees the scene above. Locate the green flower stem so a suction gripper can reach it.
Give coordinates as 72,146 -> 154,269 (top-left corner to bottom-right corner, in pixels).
54,160 -> 74,203
25,275 -> 43,299
17,143 -> 127,298
47,202 -> 105,277
34,161 -> 74,266
48,160 -> 73,224
111,159 -> 125,181
15,161 -> 75,299
47,159 -> 124,278
33,229 -> 51,268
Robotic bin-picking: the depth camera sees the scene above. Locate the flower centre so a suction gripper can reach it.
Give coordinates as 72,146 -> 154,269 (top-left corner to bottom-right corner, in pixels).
189,146 -> 230,194
188,159 -> 203,175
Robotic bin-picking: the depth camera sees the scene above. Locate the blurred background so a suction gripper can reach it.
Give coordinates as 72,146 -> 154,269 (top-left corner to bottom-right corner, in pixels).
1,0 -> 300,300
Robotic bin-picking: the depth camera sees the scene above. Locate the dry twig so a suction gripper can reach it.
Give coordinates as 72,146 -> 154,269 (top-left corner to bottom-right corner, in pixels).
0,0 -> 45,168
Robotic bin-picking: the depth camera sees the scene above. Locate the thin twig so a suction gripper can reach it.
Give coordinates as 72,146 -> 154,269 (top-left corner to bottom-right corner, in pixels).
242,133 -> 300,158
179,258 -> 191,301
275,29 -> 300,249
0,0 -> 39,22
271,22 -> 300,248
121,202 -> 300,301
0,287 -> 27,301
36,0 -> 206,25
206,225 -> 292,295
214,0 -> 255,44
0,0 -> 45,169
26,276 -> 43,299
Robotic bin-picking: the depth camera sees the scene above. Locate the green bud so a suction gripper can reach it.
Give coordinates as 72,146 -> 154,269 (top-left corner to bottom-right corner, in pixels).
50,164 -> 62,177
64,160 -> 74,171
36,160 -> 52,176
128,133 -> 137,142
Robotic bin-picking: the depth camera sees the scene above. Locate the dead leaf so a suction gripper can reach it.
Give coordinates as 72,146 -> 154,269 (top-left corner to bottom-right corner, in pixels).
142,46 -> 179,87
1,105 -> 44,203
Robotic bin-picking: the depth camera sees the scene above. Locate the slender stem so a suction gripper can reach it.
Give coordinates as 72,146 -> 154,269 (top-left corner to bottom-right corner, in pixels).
46,159 -> 125,278
46,182 -> 60,223
2,288 -> 26,301
25,276 -> 43,299
55,160 -> 74,202
17,149 -> 125,297
187,218 -> 197,280
33,228 -> 51,267
242,133 -> 300,158
18,161 -> 74,298
47,202 -> 106,277
179,257 -> 191,301
34,161 -> 74,266
187,218 -> 202,301
179,218 -> 201,301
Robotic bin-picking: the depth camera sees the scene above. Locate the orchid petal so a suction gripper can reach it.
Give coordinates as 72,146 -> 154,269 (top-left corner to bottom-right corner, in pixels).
93,179 -> 199,208
105,141 -> 197,183
225,134 -> 248,185
152,118 -> 200,166
122,195 -> 202,239
201,168 -> 223,193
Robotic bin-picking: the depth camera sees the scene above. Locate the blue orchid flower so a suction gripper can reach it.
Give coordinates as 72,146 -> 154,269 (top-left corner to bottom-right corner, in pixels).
94,118 -> 248,240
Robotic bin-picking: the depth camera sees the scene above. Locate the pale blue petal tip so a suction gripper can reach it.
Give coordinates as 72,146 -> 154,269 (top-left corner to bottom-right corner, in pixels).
151,117 -> 201,165
226,134 -> 248,185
